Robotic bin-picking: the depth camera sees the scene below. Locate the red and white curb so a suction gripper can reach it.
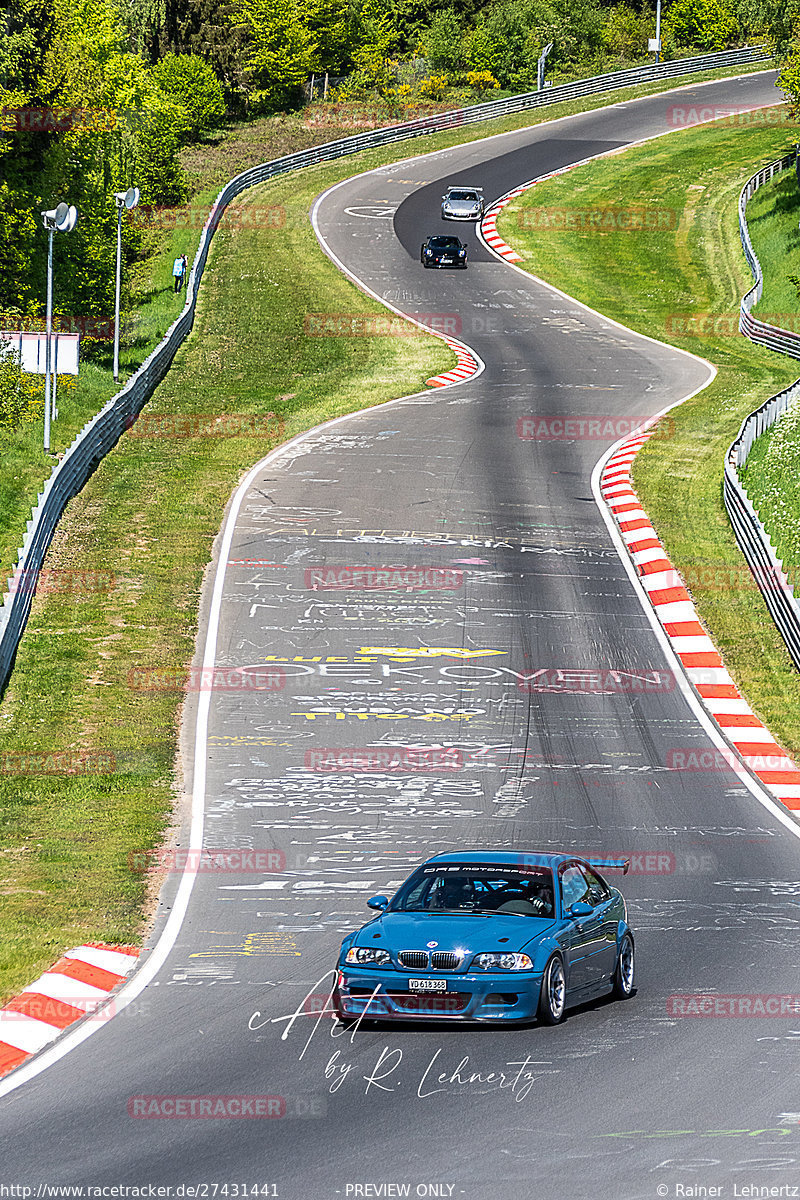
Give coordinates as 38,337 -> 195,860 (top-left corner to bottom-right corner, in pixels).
0,942 -> 140,1078
482,193 -> 526,262
426,333 -> 480,387
600,425 -> 800,812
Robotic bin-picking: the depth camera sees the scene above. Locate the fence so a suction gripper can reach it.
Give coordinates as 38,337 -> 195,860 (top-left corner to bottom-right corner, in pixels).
0,44 -> 773,695
724,152 -> 800,669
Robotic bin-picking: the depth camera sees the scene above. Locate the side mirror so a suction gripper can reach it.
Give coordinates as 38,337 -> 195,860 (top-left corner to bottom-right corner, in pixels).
367,894 -> 389,911
570,901 -> 593,919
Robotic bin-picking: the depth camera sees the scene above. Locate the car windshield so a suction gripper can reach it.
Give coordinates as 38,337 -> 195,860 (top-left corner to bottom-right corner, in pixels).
430,237 -> 461,248
391,863 -> 555,917
449,191 -> 478,201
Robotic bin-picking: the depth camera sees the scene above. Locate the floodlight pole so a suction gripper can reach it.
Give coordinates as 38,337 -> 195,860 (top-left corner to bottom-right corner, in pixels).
537,43 -> 553,93
41,202 -> 77,452
113,187 -> 139,383
44,223 -> 54,453
655,0 -> 662,62
113,196 -> 124,382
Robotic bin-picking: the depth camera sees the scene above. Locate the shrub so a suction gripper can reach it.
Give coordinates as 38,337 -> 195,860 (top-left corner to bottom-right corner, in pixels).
418,72 -> 451,100
466,69 -> 500,93
662,0 -> 738,51
153,53 -> 226,140
0,348 -> 47,430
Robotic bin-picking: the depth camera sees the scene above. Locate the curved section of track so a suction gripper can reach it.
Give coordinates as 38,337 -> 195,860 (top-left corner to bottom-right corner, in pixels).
2,71 -> 799,1200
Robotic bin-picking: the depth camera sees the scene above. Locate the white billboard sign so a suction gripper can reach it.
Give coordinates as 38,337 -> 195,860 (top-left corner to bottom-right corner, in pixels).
0,330 -> 80,375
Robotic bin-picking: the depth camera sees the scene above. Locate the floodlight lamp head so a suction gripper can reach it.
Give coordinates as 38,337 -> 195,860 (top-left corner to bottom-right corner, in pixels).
115,186 -> 140,211
58,204 -> 78,232
44,202 -> 78,232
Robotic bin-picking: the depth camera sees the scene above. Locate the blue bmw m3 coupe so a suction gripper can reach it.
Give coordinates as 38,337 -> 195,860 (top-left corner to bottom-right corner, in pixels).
334,851 -> 634,1024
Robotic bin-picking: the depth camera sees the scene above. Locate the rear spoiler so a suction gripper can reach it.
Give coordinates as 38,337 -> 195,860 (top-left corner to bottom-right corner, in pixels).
588,857 -> 630,875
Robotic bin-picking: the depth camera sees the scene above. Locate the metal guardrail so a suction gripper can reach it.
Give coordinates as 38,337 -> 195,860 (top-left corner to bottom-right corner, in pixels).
0,44 -> 773,695
725,153 -> 800,669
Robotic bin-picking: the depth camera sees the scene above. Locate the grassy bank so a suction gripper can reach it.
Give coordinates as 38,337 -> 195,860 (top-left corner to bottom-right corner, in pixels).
497,109 -> 800,757
749,167 -> 800,318
738,166 -> 800,580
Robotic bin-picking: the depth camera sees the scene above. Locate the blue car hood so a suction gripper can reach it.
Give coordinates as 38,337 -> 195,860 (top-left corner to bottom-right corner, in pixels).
355,911 -> 556,954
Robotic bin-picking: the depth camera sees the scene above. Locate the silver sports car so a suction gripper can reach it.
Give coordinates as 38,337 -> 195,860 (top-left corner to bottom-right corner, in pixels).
441,186 -> 484,221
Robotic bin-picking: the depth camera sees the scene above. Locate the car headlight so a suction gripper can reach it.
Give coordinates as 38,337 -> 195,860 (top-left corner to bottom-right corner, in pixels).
345,946 -> 391,966
425,248 -> 432,255
458,250 -> 466,257
471,952 -> 534,971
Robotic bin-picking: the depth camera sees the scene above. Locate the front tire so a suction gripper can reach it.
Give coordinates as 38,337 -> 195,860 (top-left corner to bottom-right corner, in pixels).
537,954 -> 566,1024
611,934 -> 635,1000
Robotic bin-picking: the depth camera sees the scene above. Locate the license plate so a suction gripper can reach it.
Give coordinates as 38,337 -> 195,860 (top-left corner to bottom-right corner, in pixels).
441,258 -> 453,264
409,978 -> 447,992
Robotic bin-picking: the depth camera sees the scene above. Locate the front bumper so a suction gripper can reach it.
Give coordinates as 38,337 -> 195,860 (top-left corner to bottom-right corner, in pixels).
441,210 -> 481,220
336,966 -> 543,1022
426,255 -> 467,267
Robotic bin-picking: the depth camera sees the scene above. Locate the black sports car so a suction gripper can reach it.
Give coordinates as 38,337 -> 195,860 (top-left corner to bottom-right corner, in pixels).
421,235 -> 468,269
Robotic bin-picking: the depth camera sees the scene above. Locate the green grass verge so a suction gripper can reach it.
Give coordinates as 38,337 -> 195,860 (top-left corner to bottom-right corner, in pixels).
497,109 -> 800,760
736,168 -> 800,583
749,168 -> 800,319
0,61 -> 780,1000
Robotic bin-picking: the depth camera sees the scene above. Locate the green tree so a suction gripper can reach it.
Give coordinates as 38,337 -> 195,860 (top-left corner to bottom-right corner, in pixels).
0,0 -> 56,92
153,52 -> 226,137
778,42 -> 800,115
602,4 -> 651,58
132,93 -> 189,202
347,0 -> 402,90
736,0 -> 800,57
306,0 -> 355,73
425,8 -> 465,73
236,0 -> 318,112
662,0 -> 738,50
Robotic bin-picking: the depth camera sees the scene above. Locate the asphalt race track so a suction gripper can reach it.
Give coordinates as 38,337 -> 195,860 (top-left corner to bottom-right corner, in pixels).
3,70 -> 800,1200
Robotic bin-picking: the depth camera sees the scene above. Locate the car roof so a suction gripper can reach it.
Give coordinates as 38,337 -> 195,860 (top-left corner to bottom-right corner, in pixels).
423,850 -> 575,868
445,185 -> 483,191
